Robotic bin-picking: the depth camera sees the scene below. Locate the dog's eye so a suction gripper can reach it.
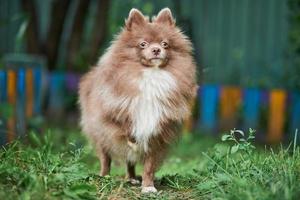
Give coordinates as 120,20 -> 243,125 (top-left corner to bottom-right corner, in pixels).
161,41 -> 169,48
139,41 -> 148,49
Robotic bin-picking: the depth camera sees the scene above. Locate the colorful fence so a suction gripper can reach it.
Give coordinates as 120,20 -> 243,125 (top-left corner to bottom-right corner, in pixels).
0,68 -> 81,145
0,68 -> 44,144
1,63 -> 300,144
193,85 -> 300,143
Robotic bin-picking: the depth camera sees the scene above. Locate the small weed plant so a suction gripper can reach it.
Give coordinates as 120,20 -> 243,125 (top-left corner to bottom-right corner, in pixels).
221,128 -> 256,154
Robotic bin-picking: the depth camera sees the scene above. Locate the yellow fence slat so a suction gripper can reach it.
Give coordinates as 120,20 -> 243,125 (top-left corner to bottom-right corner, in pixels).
267,89 -> 286,143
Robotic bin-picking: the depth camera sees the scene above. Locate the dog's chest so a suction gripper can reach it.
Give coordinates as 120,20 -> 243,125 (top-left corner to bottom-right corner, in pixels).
130,68 -> 177,150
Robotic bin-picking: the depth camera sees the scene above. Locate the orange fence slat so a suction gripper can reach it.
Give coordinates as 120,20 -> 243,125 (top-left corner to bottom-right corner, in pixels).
26,69 -> 34,118
219,86 -> 242,130
267,89 -> 286,143
7,70 -> 16,142
183,98 -> 196,133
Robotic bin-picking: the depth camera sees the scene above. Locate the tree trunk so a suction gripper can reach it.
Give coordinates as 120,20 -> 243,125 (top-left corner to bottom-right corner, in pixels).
66,0 -> 91,70
21,0 -> 40,54
46,0 -> 71,70
88,0 -> 110,65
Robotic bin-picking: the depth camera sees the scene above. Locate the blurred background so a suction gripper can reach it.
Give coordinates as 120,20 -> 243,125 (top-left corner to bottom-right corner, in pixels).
0,0 -> 299,145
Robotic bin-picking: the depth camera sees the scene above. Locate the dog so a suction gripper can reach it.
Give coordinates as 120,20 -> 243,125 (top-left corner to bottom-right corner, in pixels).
79,8 -> 197,193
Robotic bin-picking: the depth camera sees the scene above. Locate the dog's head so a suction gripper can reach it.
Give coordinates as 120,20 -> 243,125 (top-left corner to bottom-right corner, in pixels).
115,8 -> 193,68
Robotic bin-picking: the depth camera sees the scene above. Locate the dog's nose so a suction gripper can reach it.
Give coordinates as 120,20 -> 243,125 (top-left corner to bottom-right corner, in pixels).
152,47 -> 161,56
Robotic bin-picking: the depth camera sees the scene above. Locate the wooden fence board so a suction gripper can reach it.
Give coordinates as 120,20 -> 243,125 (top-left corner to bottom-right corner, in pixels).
267,89 -> 286,143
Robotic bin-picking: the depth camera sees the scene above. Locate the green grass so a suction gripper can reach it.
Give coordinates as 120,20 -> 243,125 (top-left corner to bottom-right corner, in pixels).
0,128 -> 299,200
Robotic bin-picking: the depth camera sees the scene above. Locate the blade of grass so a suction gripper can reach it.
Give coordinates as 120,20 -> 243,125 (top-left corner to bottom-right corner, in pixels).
293,129 -> 298,156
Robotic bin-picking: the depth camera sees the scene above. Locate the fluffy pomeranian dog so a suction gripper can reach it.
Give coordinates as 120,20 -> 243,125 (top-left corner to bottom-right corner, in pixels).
79,8 -> 197,193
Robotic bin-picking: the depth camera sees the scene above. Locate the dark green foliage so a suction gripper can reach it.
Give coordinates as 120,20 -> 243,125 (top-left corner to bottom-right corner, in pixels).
287,0 -> 300,89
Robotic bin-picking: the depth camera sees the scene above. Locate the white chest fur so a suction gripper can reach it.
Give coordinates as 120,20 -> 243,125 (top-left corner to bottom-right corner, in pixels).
130,68 -> 177,151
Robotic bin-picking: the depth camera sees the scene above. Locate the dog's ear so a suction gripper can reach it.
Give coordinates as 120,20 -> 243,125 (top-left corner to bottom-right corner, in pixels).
153,8 -> 175,26
125,8 -> 147,30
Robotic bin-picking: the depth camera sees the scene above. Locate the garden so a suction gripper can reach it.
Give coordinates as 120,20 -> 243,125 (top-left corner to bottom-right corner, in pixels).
0,0 -> 300,199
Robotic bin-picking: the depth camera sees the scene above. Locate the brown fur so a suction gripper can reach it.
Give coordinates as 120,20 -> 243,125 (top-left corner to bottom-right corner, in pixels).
78,8 -> 197,192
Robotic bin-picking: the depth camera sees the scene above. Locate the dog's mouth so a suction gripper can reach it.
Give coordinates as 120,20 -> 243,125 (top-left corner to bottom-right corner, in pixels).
150,58 -> 163,66
141,57 -> 168,68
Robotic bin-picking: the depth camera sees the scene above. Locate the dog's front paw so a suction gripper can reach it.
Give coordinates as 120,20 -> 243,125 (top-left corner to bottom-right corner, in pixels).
141,186 -> 157,193
129,178 -> 140,185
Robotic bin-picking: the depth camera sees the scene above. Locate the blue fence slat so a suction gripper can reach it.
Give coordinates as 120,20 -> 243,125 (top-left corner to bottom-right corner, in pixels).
199,85 -> 219,132
243,88 -> 261,128
0,70 -> 7,102
0,70 -> 7,144
17,69 -> 26,102
290,92 -> 300,139
16,69 -> 26,137
49,72 -> 65,113
33,68 -> 42,115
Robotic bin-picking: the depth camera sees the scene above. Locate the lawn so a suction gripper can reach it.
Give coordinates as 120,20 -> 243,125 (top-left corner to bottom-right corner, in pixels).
0,128 -> 299,200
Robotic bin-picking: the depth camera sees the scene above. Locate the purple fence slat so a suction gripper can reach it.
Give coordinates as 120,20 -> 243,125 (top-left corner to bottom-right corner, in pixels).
261,90 -> 269,106
33,68 -> 42,115
65,72 -> 80,92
